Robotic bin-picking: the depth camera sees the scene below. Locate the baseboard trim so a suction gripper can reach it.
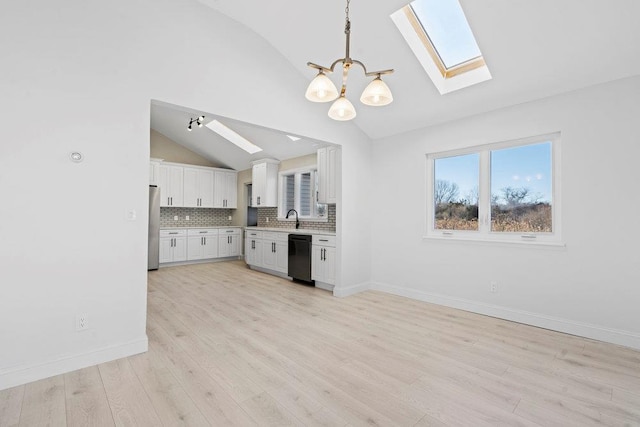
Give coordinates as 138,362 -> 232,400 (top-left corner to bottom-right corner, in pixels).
333,281 -> 371,298
371,282 -> 640,350
0,336 -> 148,391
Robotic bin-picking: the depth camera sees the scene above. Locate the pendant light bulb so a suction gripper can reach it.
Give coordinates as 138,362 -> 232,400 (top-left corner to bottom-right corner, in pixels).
187,124 -> 192,131
360,76 -> 393,106
305,71 -> 339,103
328,95 -> 356,121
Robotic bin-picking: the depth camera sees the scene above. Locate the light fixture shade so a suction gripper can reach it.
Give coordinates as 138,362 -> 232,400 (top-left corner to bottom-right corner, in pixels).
328,96 -> 357,121
360,77 -> 393,106
305,72 -> 339,103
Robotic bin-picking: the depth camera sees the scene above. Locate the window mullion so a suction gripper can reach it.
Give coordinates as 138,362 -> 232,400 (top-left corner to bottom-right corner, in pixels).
478,150 -> 491,234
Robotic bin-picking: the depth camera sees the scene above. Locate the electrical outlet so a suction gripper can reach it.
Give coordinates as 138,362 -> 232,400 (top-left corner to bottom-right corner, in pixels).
76,314 -> 89,331
174,216 -> 178,221
490,281 -> 498,293
185,215 -> 190,221
266,217 -> 269,223
228,215 -> 232,221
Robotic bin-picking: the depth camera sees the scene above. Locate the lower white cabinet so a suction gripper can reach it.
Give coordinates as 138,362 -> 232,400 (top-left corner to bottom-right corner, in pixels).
245,230 -> 288,275
245,230 -> 263,266
159,230 -> 187,263
187,229 -> 219,260
312,235 -> 336,286
262,232 -> 288,274
219,228 -> 242,258
160,227 -> 241,265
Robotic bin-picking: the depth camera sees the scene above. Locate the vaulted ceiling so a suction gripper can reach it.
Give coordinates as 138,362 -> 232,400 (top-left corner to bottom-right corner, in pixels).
196,0 -> 640,140
151,0 -> 640,169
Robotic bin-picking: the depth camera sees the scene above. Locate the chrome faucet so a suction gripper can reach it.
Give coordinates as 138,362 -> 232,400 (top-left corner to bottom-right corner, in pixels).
286,209 -> 300,229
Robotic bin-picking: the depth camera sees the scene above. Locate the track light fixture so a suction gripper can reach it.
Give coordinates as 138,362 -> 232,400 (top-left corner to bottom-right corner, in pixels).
305,0 -> 394,121
187,115 -> 205,131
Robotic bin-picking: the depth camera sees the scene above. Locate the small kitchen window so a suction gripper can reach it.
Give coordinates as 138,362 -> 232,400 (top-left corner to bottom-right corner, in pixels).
279,168 -> 327,221
425,132 -> 562,245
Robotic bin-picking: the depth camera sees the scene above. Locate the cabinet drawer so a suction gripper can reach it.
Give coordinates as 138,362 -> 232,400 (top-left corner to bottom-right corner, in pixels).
187,228 -> 219,236
245,230 -> 263,239
312,235 -> 336,247
219,228 -> 241,236
160,229 -> 186,237
263,231 -> 289,242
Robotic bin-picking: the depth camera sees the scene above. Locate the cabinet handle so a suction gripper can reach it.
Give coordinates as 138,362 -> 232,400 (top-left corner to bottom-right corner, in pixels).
319,239 -> 328,242
204,237 -> 207,245
169,232 -> 178,235
227,230 -> 233,233
257,196 -> 260,205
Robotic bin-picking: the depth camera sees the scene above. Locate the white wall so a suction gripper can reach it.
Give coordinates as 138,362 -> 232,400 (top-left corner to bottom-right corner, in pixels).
0,0 -> 373,389
371,76 -> 640,349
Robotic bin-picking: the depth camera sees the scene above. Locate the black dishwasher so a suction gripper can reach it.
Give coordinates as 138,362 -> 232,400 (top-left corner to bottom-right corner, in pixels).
288,234 -> 314,284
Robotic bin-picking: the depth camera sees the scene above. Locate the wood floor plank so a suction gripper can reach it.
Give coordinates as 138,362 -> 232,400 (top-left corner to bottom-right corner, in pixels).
0,385 -> 24,427
240,392 -> 304,426
64,366 -> 114,427
19,375 -> 66,427
99,358 -> 163,427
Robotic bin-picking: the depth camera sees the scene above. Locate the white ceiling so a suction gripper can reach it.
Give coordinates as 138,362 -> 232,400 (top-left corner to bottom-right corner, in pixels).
195,0 -> 640,140
150,101 -> 332,171
152,0 -> 640,169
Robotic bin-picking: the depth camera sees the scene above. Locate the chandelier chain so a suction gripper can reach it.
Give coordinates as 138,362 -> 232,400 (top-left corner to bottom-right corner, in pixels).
345,0 -> 351,30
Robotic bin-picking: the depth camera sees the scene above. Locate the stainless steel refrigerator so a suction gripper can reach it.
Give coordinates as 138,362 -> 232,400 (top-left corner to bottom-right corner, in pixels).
148,185 -> 160,270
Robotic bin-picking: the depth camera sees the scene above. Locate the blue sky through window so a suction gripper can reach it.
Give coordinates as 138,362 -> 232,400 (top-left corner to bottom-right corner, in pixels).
435,142 -> 552,205
491,142 -> 552,204
410,0 -> 482,68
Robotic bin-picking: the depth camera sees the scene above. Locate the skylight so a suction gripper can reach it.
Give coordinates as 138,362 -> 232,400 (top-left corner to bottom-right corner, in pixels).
391,0 -> 491,94
410,0 -> 481,69
206,120 -> 262,154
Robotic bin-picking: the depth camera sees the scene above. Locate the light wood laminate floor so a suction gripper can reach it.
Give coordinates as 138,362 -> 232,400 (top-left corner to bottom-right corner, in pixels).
2,260 -> 640,426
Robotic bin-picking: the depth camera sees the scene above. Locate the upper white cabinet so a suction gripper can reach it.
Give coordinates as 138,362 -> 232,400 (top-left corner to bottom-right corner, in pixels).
214,170 -> 237,209
317,146 -> 340,204
183,167 -> 214,208
149,160 -> 161,185
251,159 -> 280,207
159,164 -> 184,207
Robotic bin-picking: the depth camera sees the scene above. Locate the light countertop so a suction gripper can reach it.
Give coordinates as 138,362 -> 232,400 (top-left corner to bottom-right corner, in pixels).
245,227 -> 336,236
160,226 -> 242,230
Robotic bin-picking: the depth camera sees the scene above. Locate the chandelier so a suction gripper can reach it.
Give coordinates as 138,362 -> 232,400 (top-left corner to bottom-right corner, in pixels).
305,0 -> 394,121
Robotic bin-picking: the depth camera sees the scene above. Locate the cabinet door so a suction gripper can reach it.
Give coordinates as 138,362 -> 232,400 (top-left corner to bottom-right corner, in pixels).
203,236 -> 218,259
251,163 -> 266,207
245,238 -> 263,266
326,146 -> 338,204
213,170 -> 234,208
229,235 -> 240,257
149,161 -> 160,185
173,237 -> 187,262
323,246 -> 336,285
317,148 -> 327,204
159,238 -> 174,263
225,172 -> 237,208
187,236 -> 204,260
183,168 -> 200,208
262,240 -> 277,270
311,245 -> 324,282
199,169 -> 214,208
218,235 -> 230,258
275,241 -> 288,274
160,165 -> 184,207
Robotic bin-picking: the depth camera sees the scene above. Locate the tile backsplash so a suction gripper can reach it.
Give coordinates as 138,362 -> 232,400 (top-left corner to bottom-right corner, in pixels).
257,205 -> 336,232
160,207 -> 233,228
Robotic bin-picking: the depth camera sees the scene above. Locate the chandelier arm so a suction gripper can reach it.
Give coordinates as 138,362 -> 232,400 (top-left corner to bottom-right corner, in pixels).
307,62 -> 333,73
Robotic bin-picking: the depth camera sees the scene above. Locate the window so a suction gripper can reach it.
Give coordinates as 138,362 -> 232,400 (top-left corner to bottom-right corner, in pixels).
426,133 -> 561,244
391,0 -> 491,94
279,168 -> 327,220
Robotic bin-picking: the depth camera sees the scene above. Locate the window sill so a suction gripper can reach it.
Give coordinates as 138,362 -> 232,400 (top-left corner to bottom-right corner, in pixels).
422,234 -> 566,249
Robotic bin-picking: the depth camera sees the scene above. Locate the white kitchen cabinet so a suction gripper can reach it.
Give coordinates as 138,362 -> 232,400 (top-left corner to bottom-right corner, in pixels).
149,160 -> 161,185
251,159 -> 279,207
317,146 -> 340,204
218,228 -> 241,257
159,230 -> 187,263
187,228 -> 219,260
312,235 -> 336,287
159,164 -> 184,207
244,230 -> 263,266
261,232 -> 288,274
183,167 -> 214,208
214,170 -> 237,208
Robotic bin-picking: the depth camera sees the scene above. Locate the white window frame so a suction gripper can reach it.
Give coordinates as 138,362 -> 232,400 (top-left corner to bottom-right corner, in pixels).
425,132 -> 563,246
278,167 -> 328,222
